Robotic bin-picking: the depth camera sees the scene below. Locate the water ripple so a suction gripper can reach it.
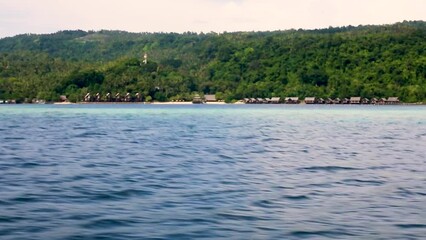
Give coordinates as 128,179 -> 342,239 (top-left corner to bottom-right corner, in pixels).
0,104 -> 425,239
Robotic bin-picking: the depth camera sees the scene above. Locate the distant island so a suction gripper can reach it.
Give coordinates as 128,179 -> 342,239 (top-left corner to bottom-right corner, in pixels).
0,21 -> 425,103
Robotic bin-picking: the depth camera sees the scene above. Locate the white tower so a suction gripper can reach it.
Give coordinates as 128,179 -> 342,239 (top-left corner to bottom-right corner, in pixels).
143,53 -> 148,64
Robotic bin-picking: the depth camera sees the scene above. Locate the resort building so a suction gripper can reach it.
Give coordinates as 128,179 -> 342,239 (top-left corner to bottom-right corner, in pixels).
270,97 -> 281,104
304,97 -> 316,104
386,97 -> 400,105
350,97 -> 361,104
204,94 -> 217,102
285,97 -> 299,104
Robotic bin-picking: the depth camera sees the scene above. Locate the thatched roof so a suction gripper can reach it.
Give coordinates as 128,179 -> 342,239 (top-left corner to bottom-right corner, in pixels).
285,97 -> 299,101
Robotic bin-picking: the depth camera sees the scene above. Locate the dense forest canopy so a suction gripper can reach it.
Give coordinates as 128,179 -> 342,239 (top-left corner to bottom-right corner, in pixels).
0,21 -> 425,103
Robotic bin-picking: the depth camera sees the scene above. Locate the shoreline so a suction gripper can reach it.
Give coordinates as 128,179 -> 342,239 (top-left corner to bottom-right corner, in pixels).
3,101 -> 425,105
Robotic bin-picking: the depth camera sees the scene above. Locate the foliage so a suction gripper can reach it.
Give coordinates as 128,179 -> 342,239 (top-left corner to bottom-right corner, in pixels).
0,21 -> 425,102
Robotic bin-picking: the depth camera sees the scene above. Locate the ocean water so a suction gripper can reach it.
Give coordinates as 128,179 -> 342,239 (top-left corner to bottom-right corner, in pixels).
0,104 -> 425,239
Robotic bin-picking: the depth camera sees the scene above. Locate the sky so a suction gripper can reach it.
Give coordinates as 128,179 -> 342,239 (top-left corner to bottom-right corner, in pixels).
0,0 -> 425,38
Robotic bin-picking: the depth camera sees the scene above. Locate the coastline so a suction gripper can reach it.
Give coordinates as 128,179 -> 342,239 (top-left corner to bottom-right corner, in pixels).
4,101 -> 424,105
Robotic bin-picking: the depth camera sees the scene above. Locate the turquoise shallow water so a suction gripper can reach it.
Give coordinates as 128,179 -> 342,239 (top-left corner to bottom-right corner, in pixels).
0,104 -> 425,239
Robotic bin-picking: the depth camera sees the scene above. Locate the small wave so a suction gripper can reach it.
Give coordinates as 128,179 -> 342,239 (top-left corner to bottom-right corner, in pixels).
158,152 -> 185,158
19,162 -> 41,168
10,196 -> 39,203
396,188 -> 426,197
342,179 -> 385,186
74,132 -> 108,138
395,223 -> 426,229
284,195 -> 310,200
0,216 -> 27,223
3,137 -> 26,140
82,218 -> 137,229
290,230 -> 356,237
368,166 -> 391,170
217,154 -> 234,160
217,212 -> 265,221
299,166 -> 361,172
88,189 -> 153,201
253,199 -> 275,208
261,137 -> 282,142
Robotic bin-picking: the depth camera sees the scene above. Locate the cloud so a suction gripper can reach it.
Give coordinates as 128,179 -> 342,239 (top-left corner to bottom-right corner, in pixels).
0,0 -> 425,38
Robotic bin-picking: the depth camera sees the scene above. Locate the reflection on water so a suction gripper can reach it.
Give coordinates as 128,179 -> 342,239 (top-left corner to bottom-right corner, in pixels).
0,105 -> 425,239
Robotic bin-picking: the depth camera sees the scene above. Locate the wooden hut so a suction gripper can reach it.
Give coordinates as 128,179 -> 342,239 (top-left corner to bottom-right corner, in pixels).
350,97 -> 361,104
285,97 -> 299,104
124,93 -> 131,102
257,98 -> 266,104
333,98 -> 342,104
378,98 -> 387,105
304,97 -> 316,104
135,93 -> 142,102
387,97 -> 400,105
105,93 -> 112,102
317,98 -> 325,104
192,94 -> 203,104
342,98 -> 350,104
84,93 -> 91,102
115,93 -> 121,102
362,98 -> 370,104
325,98 -> 333,104
371,98 -> 378,105
270,97 -> 281,104
59,95 -> 68,102
205,94 -> 217,102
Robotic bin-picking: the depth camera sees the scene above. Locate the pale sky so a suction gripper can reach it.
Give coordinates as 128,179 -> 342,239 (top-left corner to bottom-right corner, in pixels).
0,0 -> 425,38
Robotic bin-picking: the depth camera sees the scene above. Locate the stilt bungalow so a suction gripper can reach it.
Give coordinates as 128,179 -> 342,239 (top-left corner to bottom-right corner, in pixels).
304,97 -> 316,104
386,97 -> 400,105
333,98 -> 342,104
257,98 -> 267,104
205,95 -> 217,102
135,93 -> 142,102
84,93 -> 91,102
115,93 -> 121,102
124,93 -> 131,102
362,98 -> 370,104
378,98 -> 387,105
104,93 -> 112,102
285,97 -> 299,104
270,97 -> 281,104
350,97 -> 361,104
192,94 -> 203,104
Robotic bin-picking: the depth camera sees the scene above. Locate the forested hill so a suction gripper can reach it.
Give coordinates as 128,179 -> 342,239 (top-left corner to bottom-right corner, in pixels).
0,21 -> 425,103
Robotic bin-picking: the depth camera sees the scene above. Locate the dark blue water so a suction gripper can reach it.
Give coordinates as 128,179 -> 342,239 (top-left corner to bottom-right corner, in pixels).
0,104 -> 425,239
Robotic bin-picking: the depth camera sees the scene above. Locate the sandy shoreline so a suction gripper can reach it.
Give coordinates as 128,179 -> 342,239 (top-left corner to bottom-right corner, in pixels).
31,101 -> 425,105
70,101 -> 228,105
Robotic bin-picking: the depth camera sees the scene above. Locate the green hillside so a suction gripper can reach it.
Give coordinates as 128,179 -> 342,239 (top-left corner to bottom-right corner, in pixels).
0,21 -> 425,102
